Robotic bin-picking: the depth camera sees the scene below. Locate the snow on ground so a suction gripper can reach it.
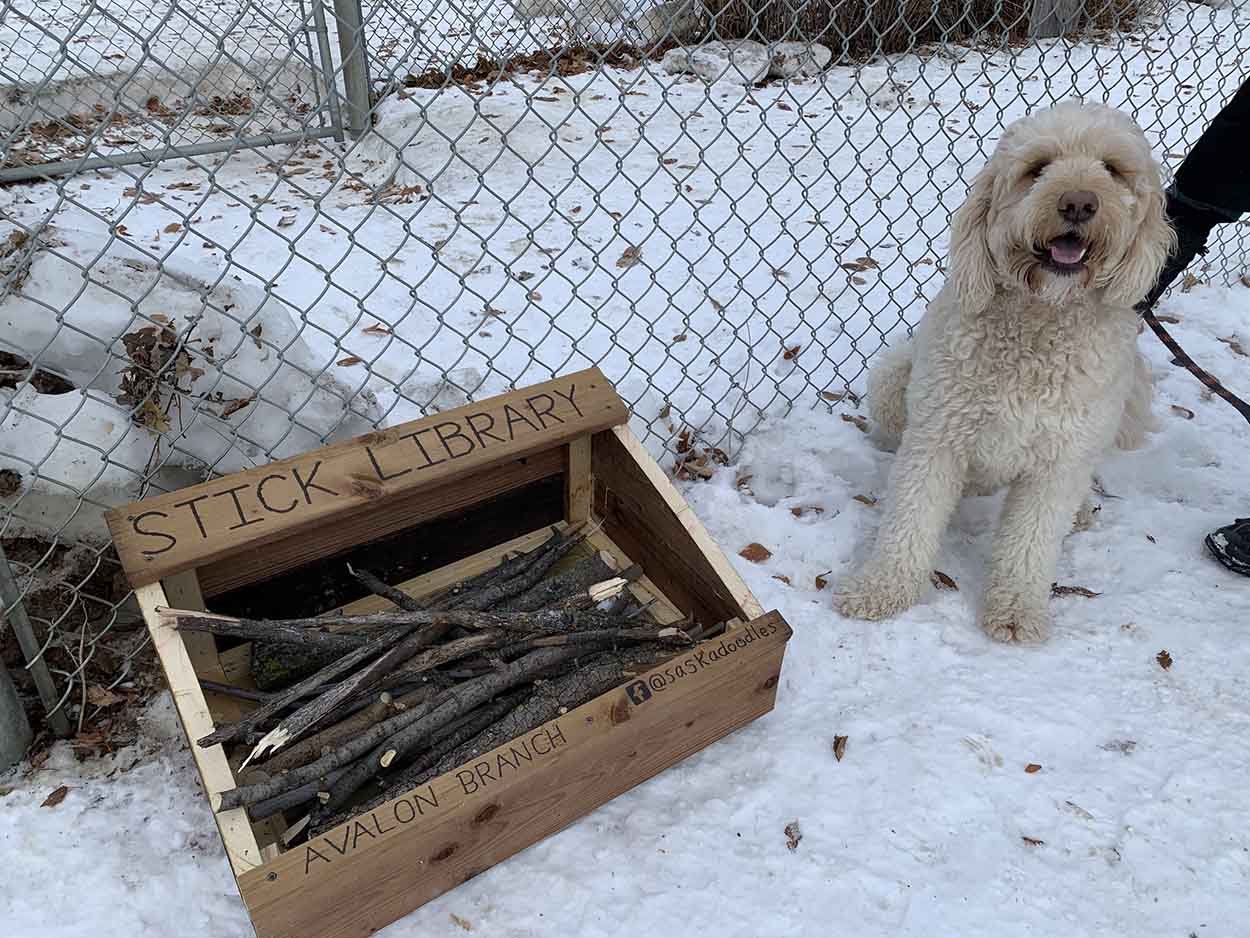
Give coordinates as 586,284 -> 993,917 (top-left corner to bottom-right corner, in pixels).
3,5 -> 1250,937
3,273 -> 1250,938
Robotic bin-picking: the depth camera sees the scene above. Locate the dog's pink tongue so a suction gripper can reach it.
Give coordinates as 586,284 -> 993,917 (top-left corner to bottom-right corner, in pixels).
1049,239 -> 1086,265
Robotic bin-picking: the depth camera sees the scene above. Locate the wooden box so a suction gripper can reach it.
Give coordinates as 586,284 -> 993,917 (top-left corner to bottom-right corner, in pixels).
106,368 -> 792,938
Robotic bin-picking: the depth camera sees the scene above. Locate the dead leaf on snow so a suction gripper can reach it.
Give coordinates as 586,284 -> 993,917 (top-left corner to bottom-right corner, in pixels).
841,413 -> 868,433
1218,335 -> 1248,357
41,786 -> 70,808
1021,836 -> 1044,847
820,389 -> 861,406
784,820 -> 802,851
1156,649 -> 1173,670
449,913 -> 473,932
1170,405 -> 1194,420
220,396 -> 253,419
362,323 -> 391,336
337,356 -> 363,367
840,256 -> 879,273
1152,313 -> 1181,324
739,543 -> 772,563
616,245 -> 642,269
250,323 -> 263,348
833,735 -> 848,762
163,222 -> 182,234
277,214 -> 296,228
1051,583 -> 1101,598
672,334 -> 687,343
815,571 -> 831,591
783,345 -> 802,361
930,570 -> 958,591
852,494 -> 877,506
771,574 -> 791,585
1024,763 -> 1042,774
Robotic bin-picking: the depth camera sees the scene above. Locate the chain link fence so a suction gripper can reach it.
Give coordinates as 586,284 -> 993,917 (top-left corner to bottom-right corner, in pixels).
1,0 -> 1246,739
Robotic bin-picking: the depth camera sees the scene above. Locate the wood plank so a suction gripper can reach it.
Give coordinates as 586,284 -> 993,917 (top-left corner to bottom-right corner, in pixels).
161,570 -> 249,723
564,436 -> 593,524
585,530 -> 684,626
107,369 -> 628,588
593,426 -> 763,628
196,448 -> 564,597
237,613 -> 790,938
134,584 -> 263,876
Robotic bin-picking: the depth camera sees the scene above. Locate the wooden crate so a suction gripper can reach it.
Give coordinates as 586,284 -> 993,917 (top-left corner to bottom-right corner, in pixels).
107,367 -> 792,938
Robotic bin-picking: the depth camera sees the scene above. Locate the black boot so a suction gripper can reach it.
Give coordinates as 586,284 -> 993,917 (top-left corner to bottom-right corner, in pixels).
1206,519 -> 1250,577
1137,193 -> 1224,312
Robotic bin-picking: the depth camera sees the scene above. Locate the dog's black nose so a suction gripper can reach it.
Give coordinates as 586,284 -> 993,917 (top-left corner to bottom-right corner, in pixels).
1057,190 -> 1099,224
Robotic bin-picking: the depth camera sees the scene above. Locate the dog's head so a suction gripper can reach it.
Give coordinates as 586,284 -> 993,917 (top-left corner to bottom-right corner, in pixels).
948,101 -> 1175,313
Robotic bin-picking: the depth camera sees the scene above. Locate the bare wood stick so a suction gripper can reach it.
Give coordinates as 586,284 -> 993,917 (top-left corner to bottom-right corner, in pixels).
496,553 -> 617,613
448,528 -> 586,611
309,692 -> 526,835
198,680 -> 274,704
427,645 -> 677,779
347,563 -> 425,612
316,645 -> 595,814
425,527 -> 570,607
245,618 -> 455,764
258,691 -> 401,775
378,631 -> 508,689
196,627 -> 412,750
497,623 -> 692,657
246,763 -> 353,821
175,613 -> 371,650
213,695 -> 441,812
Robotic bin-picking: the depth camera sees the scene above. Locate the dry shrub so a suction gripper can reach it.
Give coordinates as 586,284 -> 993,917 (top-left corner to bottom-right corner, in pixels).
698,0 -> 1149,58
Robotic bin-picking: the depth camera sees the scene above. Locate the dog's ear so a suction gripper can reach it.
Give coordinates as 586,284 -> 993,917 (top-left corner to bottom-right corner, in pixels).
1105,177 -> 1176,306
947,163 -> 997,313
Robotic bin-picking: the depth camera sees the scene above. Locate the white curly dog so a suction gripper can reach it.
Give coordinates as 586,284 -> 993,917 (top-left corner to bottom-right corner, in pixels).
835,101 -> 1174,642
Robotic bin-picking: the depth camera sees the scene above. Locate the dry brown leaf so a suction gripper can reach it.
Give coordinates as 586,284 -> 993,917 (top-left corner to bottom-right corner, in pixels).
739,543 -> 772,564
250,323 -> 263,348
450,913 -> 473,932
163,222 -> 182,234
41,786 -> 69,808
771,574 -> 792,585
616,245 -> 642,269
1021,836 -> 1045,847
930,570 -> 958,591
1152,313 -> 1181,324
1051,583 -> 1101,598
1156,649 -> 1173,670
841,413 -> 868,433
851,275 -> 868,286
820,389 -> 862,405
1024,763 -> 1042,774
1170,405 -> 1195,420
784,820 -> 802,851
840,257 -> 879,273
852,494 -> 877,506
337,355 -> 363,367
277,214 -> 296,228
833,735 -> 848,762
1218,335 -> 1248,357
220,396 -> 253,419
87,685 -> 125,708
783,345 -> 802,361
672,334 -> 688,343
362,324 -> 391,336
815,571 -> 830,591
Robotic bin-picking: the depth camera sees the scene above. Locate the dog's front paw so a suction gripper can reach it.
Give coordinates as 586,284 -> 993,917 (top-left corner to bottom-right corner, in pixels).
980,603 -> 1051,644
834,567 -> 921,621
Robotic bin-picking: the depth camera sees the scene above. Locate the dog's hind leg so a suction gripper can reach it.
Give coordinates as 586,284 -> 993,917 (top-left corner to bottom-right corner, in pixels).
866,339 -> 914,450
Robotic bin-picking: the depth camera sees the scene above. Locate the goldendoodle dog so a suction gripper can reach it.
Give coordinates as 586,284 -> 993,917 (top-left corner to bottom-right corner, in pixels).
835,101 -> 1174,642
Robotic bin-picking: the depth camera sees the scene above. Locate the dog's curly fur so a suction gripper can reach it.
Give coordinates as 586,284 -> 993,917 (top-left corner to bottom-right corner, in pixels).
835,102 -> 1175,642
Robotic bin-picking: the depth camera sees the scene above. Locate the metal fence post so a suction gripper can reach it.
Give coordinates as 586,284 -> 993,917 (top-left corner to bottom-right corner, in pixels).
0,661 -> 32,770
331,0 -> 372,138
0,545 -> 73,738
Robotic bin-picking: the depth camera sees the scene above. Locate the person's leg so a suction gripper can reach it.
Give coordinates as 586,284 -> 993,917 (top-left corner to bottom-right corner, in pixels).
1140,79 -> 1250,311
1140,80 -> 1250,577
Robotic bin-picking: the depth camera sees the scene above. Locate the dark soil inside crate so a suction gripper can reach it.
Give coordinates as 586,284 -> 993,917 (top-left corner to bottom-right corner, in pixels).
211,474 -> 565,620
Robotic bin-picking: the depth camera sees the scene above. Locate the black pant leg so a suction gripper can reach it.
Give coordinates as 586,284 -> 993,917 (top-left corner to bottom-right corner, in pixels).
1172,78 -> 1250,221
